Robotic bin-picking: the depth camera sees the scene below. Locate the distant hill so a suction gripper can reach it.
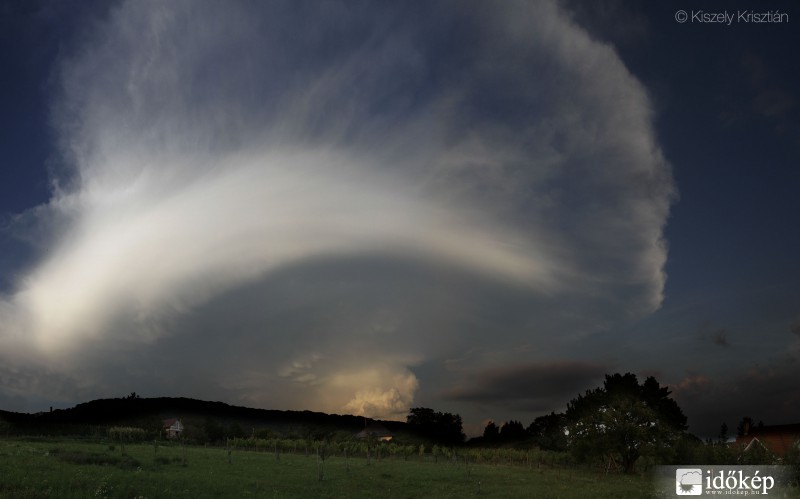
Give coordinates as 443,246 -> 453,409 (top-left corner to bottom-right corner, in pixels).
0,396 -> 409,439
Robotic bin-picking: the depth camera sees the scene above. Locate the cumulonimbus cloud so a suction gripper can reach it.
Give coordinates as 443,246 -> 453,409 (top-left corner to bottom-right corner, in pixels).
0,0 -> 675,419
443,360 -> 609,411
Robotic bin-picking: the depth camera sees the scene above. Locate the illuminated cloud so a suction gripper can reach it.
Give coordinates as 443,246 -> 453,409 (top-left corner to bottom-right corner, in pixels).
0,0 -> 675,418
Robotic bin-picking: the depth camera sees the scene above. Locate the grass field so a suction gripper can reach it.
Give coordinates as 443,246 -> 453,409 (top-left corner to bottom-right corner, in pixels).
0,437 -> 658,498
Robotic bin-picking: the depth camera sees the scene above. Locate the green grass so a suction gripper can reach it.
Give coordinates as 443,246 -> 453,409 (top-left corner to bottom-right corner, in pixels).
0,437 -> 655,498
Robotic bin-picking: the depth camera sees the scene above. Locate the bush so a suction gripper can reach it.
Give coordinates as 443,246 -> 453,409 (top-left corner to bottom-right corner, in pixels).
108,426 -> 148,443
783,440 -> 800,486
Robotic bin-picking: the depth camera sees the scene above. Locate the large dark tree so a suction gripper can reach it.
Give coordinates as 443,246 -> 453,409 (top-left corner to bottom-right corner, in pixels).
406,407 -> 465,445
718,423 -> 729,443
565,373 -> 687,473
527,412 -> 568,451
499,420 -> 527,441
482,421 -> 499,441
736,416 -> 755,437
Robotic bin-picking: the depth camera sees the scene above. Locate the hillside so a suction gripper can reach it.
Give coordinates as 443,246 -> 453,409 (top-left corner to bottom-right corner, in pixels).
0,396 -> 408,439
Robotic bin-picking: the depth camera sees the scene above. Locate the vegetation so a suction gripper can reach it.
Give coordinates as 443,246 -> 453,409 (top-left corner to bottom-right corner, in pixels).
565,373 -> 687,473
0,436 -> 658,498
1,373 -> 798,497
108,426 -> 148,443
528,412 -> 568,451
405,407 -> 465,445
2,433 -> 796,498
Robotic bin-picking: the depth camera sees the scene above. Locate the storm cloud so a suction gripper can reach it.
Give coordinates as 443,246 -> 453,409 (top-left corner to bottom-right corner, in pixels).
0,0 -> 674,420
712,329 -> 730,347
443,360 -> 609,412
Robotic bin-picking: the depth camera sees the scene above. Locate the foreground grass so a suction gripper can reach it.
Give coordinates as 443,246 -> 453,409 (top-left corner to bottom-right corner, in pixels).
0,437 -> 654,498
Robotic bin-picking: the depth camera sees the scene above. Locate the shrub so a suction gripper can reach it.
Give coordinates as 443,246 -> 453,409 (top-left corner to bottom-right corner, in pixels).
108,426 -> 148,443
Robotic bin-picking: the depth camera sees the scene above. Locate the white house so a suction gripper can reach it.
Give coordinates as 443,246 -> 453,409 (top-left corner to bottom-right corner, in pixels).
163,418 -> 183,439
356,420 -> 393,442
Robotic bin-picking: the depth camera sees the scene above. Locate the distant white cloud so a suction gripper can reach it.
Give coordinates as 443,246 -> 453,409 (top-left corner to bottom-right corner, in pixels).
0,0 -> 674,419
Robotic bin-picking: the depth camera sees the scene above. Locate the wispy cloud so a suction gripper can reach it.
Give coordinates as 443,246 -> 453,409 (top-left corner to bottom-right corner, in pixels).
0,0 -> 674,419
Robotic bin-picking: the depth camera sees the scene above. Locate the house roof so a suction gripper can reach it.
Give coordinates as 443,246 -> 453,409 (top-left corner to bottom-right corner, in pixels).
356,421 -> 392,438
735,424 -> 800,456
162,418 -> 180,428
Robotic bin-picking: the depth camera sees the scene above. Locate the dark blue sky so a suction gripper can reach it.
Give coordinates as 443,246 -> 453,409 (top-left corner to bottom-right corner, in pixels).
0,0 -> 798,438
569,1 -> 800,435
565,1 -> 800,302
0,1 -> 79,214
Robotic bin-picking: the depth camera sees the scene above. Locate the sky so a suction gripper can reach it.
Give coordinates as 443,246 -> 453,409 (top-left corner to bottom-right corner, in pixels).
0,0 -> 798,439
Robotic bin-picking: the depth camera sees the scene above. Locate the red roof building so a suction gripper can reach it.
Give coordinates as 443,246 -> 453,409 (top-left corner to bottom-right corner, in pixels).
735,423 -> 800,457
162,418 -> 184,439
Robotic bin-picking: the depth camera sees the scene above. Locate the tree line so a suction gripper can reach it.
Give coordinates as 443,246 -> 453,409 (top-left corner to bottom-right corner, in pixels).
3,373 -> 792,475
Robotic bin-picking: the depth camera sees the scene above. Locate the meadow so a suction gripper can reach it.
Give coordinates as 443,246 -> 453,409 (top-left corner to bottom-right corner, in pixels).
0,437 -> 656,498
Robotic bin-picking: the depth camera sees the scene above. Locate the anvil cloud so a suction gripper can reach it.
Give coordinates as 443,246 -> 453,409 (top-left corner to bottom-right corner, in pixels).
0,0 -> 674,420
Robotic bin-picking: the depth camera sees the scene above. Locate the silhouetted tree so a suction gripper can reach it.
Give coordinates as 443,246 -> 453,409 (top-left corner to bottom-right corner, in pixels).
527,412 -> 568,451
718,423 -> 729,443
499,420 -> 526,441
737,416 -> 754,437
227,421 -> 246,439
566,373 -> 687,473
407,407 -> 437,435
483,421 -> 499,441
406,407 -> 465,445
204,417 -> 224,443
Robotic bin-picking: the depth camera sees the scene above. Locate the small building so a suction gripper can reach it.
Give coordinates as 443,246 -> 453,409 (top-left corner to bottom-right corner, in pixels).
163,418 -> 184,439
356,420 -> 393,442
735,423 -> 800,457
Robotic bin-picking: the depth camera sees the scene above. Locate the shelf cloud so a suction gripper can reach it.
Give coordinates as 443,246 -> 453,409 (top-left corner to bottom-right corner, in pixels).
0,0 -> 674,419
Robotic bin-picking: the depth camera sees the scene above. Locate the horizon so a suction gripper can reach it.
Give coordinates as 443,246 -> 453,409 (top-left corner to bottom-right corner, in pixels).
1,0 -> 799,441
